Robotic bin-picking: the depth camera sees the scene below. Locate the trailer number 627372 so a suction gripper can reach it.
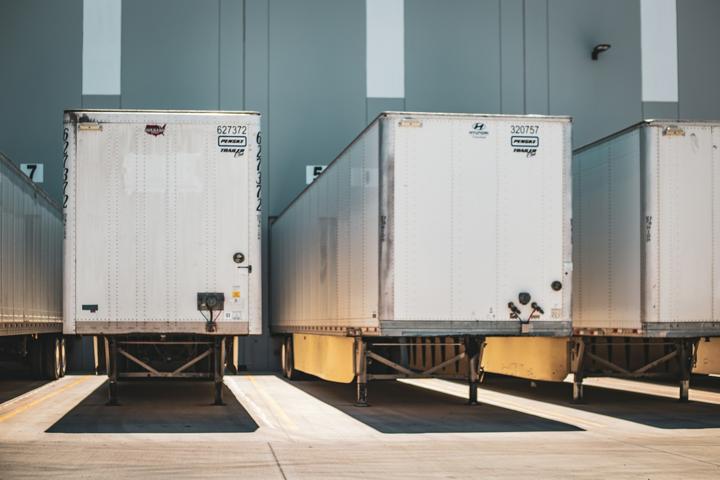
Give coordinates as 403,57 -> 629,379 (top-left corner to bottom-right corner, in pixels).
217,125 -> 247,135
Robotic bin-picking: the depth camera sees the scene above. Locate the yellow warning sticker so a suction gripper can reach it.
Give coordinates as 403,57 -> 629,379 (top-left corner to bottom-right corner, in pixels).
232,290 -> 241,298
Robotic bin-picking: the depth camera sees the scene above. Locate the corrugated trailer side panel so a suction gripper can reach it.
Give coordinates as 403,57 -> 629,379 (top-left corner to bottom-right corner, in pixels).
0,154 -> 63,334
271,122 -> 380,334
572,128 -> 642,330
385,115 -> 571,335
715,126 -> 720,326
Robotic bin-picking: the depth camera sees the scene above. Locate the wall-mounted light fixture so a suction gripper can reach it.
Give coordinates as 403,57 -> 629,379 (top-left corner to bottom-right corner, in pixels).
592,44 -> 611,60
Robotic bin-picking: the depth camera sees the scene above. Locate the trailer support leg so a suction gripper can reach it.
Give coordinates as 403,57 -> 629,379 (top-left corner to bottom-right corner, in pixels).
466,336 -> 484,406
106,337 -> 119,406
569,338 -> 586,403
572,375 -> 584,403
679,378 -> 690,403
355,338 -> 368,407
677,340 -> 693,403
213,336 -> 226,406
399,337 -> 409,370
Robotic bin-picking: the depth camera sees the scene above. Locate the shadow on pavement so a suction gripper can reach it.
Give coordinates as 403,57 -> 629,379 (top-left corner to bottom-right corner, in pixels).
46,380 -> 258,433
0,362 -> 50,403
689,374 -> 720,394
479,374 -> 720,429
0,372 -> 50,405
291,378 -> 581,434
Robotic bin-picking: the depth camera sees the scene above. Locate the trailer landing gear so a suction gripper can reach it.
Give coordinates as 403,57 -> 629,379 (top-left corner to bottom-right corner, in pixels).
569,337 -> 698,403
106,337 -> 119,406
466,336 -> 484,406
352,335 -> 486,407
213,337 -> 226,406
678,340 -> 693,403
570,339 -> 586,403
103,335 -> 228,406
355,338 -> 368,407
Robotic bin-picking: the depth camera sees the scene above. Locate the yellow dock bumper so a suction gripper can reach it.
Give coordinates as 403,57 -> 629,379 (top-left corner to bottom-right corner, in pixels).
695,338 -> 720,375
482,337 -> 570,382
292,333 -> 356,383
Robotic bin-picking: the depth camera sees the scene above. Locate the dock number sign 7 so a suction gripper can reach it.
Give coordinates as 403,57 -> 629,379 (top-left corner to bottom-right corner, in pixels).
20,163 -> 44,183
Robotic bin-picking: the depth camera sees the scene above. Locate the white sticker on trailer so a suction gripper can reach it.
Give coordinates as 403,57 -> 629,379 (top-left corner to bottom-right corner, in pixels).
123,154 -> 204,194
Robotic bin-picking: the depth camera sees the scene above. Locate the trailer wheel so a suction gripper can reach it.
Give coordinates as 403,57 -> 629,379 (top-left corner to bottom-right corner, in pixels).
59,337 -> 67,377
43,335 -> 61,380
281,336 -> 295,380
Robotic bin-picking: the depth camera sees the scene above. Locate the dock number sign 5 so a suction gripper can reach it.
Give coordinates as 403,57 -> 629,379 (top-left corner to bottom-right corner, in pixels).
306,165 -> 327,185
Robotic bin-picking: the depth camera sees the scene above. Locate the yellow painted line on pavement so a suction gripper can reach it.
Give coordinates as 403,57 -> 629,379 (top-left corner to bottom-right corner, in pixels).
0,376 -> 91,423
247,375 -> 298,431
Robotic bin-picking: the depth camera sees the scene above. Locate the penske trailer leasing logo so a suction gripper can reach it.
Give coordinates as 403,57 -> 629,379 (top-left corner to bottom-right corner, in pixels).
511,136 -> 539,157
509,124 -> 540,157
218,135 -> 247,156
218,135 -> 247,148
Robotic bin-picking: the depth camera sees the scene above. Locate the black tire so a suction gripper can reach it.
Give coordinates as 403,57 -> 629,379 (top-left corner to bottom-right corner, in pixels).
281,336 -> 295,380
59,337 -> 67,377
43,335 -> 61,380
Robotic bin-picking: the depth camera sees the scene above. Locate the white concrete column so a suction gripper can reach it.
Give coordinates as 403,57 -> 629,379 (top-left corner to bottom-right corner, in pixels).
640,0 -> 678,102
366,0 -> 404,99
82,0 -> 122,95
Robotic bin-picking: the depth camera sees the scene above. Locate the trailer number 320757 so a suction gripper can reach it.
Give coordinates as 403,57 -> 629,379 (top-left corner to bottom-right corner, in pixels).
510,125 -> 539,135
217,125 -> 247,135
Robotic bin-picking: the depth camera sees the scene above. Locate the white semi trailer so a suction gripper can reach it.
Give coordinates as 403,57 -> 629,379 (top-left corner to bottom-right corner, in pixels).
0,152 -> 65,379
63,110 -> 262,404
473,120 -> 720,402
570,120 -> 720,401
271,112 -> 572,405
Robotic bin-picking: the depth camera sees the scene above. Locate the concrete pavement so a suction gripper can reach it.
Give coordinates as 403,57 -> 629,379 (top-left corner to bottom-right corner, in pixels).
0,373 -> 718,478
